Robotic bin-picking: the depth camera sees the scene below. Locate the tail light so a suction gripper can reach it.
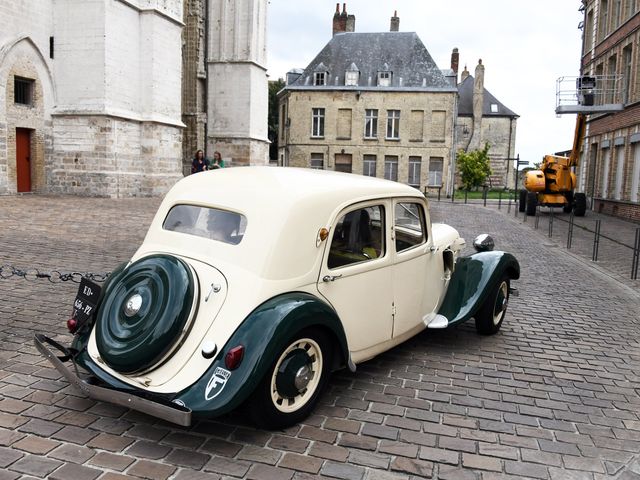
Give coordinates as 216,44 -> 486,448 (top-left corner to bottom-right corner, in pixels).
225,345 -> 244,370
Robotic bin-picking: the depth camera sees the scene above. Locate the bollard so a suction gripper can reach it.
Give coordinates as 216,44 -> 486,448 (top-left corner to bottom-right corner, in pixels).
549,207 -> 554,238
483,186 -> 488,207
567,211 -> 574,249
498,191 -> 502,210
632,227 -> 640,280
592,219 -> 601,261
464,190 -> 468,204
452,186 -> 455,203
534,207 -> 540,229
438,186 -> 442,202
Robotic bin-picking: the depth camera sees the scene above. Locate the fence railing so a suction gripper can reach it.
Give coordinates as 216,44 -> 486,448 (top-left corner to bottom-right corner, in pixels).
425,188 -> 640,281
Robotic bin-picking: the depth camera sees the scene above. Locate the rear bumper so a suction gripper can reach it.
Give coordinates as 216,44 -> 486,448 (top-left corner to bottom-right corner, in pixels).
34,333 -> 192,427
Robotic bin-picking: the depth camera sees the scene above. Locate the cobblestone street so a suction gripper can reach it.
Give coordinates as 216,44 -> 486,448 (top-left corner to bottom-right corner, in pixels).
1,195 -> 640,480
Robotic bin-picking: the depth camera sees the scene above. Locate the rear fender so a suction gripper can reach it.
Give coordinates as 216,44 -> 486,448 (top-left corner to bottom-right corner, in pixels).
173,292 -> 350,418
437,251 -> 519,326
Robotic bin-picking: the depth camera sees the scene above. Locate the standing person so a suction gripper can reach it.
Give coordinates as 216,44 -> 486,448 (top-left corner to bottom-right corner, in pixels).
191,150 -> 209,174
210,151 -> 225,169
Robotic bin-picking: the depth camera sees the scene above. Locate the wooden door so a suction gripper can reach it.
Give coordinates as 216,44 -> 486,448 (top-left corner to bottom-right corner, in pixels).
334,154 -> 352,173
16,128 -> 31,192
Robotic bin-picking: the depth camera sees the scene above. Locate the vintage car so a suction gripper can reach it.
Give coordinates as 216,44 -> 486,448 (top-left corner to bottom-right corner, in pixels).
35,167 -> 519,429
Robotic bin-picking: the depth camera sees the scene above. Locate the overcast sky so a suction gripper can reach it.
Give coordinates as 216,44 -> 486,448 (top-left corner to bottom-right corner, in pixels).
266,0 -> 584,167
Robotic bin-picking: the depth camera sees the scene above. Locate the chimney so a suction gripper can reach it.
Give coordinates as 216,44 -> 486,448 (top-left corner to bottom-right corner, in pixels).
468,59 -> 485,151
450,48 -> 459,78
390,10 -> 399,31
332,3 -> 347,36
460,65 -> 469,82
346,12 -> 355,32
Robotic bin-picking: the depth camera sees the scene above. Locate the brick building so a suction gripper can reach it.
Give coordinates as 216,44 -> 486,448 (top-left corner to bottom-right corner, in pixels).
0,0 -> 268,196
277,6 -> 458,194
579,0 -> 640,220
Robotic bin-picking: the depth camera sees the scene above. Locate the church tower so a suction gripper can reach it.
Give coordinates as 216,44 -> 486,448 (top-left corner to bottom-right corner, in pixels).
206,0 -> 269,165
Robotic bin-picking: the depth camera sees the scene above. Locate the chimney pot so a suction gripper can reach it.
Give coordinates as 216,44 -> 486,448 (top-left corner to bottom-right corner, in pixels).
333,3 -> 348,35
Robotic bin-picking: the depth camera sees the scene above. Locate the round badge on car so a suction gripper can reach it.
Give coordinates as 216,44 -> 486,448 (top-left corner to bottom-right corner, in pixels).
124,293 -> 143,317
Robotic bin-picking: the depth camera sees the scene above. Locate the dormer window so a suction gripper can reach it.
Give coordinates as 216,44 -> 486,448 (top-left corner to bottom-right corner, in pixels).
378,64 -> 392,87
345,62 -> 360,86
313,62 -> 329,86
314,72 -> 327,86
490,104 -> 498,113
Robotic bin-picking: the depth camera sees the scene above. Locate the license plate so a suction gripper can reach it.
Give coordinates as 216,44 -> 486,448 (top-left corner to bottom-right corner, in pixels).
72,278 -> 102,328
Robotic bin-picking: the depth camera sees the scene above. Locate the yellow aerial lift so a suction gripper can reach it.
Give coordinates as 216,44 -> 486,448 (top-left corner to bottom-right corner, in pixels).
519,75 -> 623,216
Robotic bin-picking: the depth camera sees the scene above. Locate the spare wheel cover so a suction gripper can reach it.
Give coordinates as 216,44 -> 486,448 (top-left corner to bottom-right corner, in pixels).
96,254 -> 198,374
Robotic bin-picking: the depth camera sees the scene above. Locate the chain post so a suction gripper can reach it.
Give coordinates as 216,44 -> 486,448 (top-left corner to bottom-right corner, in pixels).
549,207 -> 554,238
567,211 -> 574,249
592,219 -> 601,262
632,227 -> 640,280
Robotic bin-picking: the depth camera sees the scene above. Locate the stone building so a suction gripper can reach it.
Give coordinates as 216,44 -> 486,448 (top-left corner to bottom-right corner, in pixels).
455,60 -> 519,189
277,6 -> 458,194
578,0 -> 640,220
0,0 -> 268,196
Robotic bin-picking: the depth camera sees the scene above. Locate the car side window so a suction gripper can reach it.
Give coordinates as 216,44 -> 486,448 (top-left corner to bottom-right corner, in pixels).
328,205 -> 385,269
394,202 -> 426,252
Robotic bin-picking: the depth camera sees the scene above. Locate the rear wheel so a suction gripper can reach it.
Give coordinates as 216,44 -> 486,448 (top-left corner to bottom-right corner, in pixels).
574,192 -> 587,216
518,190 -> 527,212
248,328 -> 332,429
525,192 -> 538,216
475,275 -> 510,335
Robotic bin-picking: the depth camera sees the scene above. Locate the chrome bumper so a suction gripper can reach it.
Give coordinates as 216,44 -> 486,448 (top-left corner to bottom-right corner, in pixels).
34,333 -> 192,427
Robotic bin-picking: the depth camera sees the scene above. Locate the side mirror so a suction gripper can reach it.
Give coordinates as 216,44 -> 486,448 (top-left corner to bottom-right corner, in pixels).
473,234 -> 495,252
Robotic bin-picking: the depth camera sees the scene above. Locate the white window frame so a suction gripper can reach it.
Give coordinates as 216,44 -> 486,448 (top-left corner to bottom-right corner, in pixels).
614,145 -> 625,200
311,108 -> 325,138
386,110 -> 400,139
363,155 -> 377,177
602,147 -> 611,198
384,156 -> 398,181
408,157 -> 421,187
364,109 -> 378,138
310,153 -> 324,170
632,143 -> 640,202
428,158 -> 444,186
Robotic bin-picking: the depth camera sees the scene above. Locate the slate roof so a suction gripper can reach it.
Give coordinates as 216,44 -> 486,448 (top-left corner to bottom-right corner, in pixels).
286,32 -> 455,92
457,74 -> 518,118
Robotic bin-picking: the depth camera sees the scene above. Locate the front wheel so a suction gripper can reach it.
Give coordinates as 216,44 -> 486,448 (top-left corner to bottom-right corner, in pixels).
526,192 -> 538,216
475,276 -> 510,335
518,190 -> 527,212
248,328 -> 332,429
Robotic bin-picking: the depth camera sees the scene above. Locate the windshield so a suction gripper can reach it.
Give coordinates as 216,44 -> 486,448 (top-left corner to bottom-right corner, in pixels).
163,205 -> 247,245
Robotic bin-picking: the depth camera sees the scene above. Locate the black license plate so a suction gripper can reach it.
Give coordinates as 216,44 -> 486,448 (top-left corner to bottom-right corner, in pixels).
72,277 -> 102,327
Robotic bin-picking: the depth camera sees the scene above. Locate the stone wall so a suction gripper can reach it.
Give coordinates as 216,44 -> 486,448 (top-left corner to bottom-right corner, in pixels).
48,115 -> 182,197
279,89 -> 456,191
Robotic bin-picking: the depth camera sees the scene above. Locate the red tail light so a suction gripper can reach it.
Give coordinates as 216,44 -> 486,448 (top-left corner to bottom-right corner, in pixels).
225,345 -> 244,370
67,318 -> 78,334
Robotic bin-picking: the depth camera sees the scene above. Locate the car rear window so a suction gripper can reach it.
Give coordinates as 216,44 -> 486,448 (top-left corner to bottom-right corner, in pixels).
163,204 -> 247,245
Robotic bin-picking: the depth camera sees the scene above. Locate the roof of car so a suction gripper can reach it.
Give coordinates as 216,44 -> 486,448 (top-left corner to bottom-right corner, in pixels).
166,166 -> 421,209
143,167 -> 424,282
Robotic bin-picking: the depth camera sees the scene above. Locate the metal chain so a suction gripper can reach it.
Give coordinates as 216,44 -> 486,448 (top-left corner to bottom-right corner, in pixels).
0,265 -> 110,283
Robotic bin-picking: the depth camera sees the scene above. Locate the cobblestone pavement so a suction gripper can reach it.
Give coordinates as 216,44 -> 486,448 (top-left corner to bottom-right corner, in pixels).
1,195 -> 640,480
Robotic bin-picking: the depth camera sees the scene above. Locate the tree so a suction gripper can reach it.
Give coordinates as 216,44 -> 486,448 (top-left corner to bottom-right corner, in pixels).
456,143 -> 492,191
268,78 -> 285,161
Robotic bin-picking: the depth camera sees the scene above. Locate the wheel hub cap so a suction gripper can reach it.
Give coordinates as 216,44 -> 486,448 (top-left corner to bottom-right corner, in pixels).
294,365 -> 312,391
124,293 -> 143,317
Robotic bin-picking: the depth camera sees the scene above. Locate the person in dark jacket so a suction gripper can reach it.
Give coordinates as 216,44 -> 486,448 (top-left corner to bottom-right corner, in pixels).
191,150 -> 209,173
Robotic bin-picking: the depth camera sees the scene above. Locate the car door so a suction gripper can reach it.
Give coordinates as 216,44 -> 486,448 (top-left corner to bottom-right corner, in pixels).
317,202 -> 393,354
391,199 -> 445,338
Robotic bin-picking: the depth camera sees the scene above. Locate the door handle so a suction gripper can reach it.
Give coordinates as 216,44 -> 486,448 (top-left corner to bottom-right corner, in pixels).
322,274 -> 342,282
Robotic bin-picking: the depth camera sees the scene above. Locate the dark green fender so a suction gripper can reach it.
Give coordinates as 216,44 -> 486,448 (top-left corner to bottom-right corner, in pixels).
437,251 -> 520,326
173,291 -> 351,418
